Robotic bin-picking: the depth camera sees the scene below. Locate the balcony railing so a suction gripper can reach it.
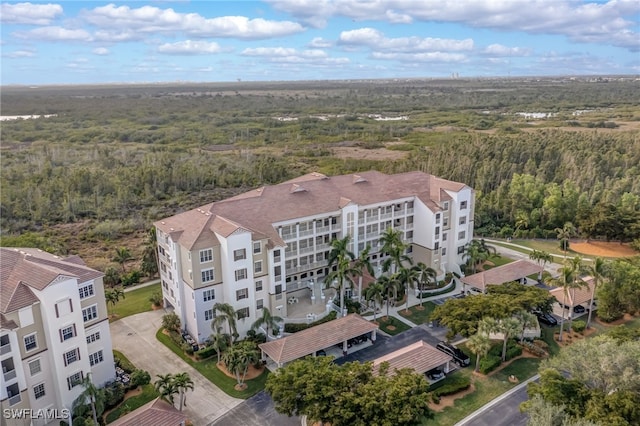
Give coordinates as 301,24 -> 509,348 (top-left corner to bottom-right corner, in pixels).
8,394 -> 21,406
0,343 -> 11,355
315,225 -> 330,234
299,229 -> 314,237
3,369 -> 16,382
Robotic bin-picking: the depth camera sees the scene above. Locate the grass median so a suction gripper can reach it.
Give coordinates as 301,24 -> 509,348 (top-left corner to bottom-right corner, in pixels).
110,283 -> 161,321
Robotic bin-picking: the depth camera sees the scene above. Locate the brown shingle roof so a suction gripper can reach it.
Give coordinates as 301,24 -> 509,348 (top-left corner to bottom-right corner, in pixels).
156,171 -> 471,253
109,397 -> 187,426
259,314 -> 379,364
549,277 -> 596,307
461,259 -> 542,292
373,341 -> 452,375
0,313 -> 18,330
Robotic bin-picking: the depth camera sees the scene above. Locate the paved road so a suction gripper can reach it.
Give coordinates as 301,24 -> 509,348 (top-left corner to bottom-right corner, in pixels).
110,310 -> 243,425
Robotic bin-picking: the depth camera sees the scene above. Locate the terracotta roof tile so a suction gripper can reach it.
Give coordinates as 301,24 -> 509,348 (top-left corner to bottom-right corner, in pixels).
373,341 -> 452,375
549,277 -> 596,307
109,397 -> 187,426
461,259 -> 542,291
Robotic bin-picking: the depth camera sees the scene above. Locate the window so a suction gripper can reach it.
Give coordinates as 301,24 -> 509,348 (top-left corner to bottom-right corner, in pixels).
203,289 -> 215,302
254,261 -> 263,274
29,359 -> 41,376
204,309 -> 214,321
275,284 -> 282,294
86,331 -> 101,344
444,202 -> 449,211
234,248 -> 246,261
33,383 -> 45,400
235,268 -> 247,281
24,334 -> 37,351
60,325 -> 76,342
64,349 -> 80,366
435,226 -> 440,237
67,372 -> 83,390
458,231 -> 466,240
273,250 -> 281,262
460,201 -> 468,210
442,248 -> 447,256
201,268 -> 215,283
82,305 -> 98,322
443,217 -> 449,227
457,246 -> 465,254
256,299 -> 264,310
236,288 -> 248,301
436,214 -> 441,224
442,233 -> 447,241
255,280 -> 263,292
89,350 -> 103,366
200,249 -> 213,263
79,284 -> 94,299
459,216 -> 467,225
253,242 -> 261,254
237,307 -> 250,320
435,242 -> 440,250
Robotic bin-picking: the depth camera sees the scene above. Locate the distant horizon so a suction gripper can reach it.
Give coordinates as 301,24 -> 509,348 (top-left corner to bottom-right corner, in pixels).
2,1 -> 638,85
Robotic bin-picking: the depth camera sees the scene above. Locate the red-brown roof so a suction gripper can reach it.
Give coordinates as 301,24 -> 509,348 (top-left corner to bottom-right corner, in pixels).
109,397 -> 187,426
259,314 -> 379,364
461,259 -> 541,292
373,341 -> 452,375
549,277 -> 596,307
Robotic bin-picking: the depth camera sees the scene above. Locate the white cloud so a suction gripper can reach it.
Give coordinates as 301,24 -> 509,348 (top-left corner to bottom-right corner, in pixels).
92,47 -> 109,55
14,26 -> 92,41
81,4 -> 305,40
4,49 -> 36,58
483,44 -> 531,57
339,28 -> 473,52
372,51 -> 467,63
309,37 -> 332,48
1,2 -> 63,25
241,46 -> 348,65
158,40 -> 222,55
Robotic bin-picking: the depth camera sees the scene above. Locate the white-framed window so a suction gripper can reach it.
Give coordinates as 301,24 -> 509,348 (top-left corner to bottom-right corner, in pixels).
256,299 -> 264,310
233,249 -> 246,261
435,214 -> 441,224
457,246 -> 465,254
24,334 -> 37,351
82,305 -> 98,322
79,284 -> 94,299
254,261 -> 263,274
203,289 -> 215,302
235,268 -> 247,281
435,226 -> 440,237
442,248 -> 447,256
459,216 -> 467,225
204,309 -> 214,321
28,359 -> 41,376
458,231 -> 466,240
60,325 -> 76,342
89,350 -> 104,366
253,242 -> 261,254
443,217 -> 449,227
434,242 -> 440,250
460,201 -> 468,210
237,307 -> 250,320
442,233 -> 447,241
255,280 -> 263,292
33,383 -> 45,400
236,288 -> 248,301
86,331 -> 100,344
67,372 -> 83,390
64,348 -> 80,366
200,249 -> 213,263
444,202 -> 449,211
201,268 -> 215,283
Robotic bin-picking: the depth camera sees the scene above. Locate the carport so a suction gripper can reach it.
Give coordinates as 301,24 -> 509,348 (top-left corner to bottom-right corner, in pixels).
372,340 -> 453,379
461,259 -> 542,294
549,277 -> 596,316
258,314 -> 379,368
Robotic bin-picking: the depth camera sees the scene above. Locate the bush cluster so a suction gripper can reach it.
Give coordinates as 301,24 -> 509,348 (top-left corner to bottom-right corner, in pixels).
571,320 -> 586,333
433,376 -> 471,397
520,341 -> 548,357
488,339 -> 522,361
284,311 -> 337,333
479,355 -> 502,374
196,346 -> 217,360
114,352 -> 135,373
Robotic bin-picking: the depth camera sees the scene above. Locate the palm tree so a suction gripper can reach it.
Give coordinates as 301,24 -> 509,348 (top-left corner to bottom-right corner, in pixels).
73,373 -> 105,426
555,222 -> 576,259
364,281 -> 384,322
162,312 -> 181,332
514,310 -> 538,341
327,235 -> 355,267
514,212 -> 529,236
581,257 -> 609,329
480,316 -> 521,362
413,262 -> 437,307
467,333 -> 491,373
251,307 -> 283,338
154,373 -> 178,405
105,287 -> 125,316
544,265 -> 576,342
141,227 -> 159,278
396,265 -> 419,313
325,253 -> 357,317
222,342 -> 260,387
378,274 -> 402,318
352,245 -> 375,302
463,240 -> 489,274
380,227 -> 411,275
172,372 -> 194,412
103,266 -> 120,288
113,247 -> 133,274
212,303 -> 238,345
209,326 -> 230,364
566,256 -> 588,332
529,250 -> 553,282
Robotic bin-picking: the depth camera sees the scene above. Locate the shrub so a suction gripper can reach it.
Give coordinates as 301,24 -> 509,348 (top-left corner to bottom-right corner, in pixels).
532,339 -> 548,350
520,341 -> 548,357
149,291 -> 163,307
284,311 -> 337,333
168,330 -> 183,347
571,320 -> 586,333
181,342 -> 194,356
162,312 -> 181,332
431,393 -> 440,404
196,346 -> 217,360
479,355 -> 502,374
113,351 -> 135,373
121,269 -> 142,287
489,339 -> 521,361
505,344 -> 523,361
104,382 -> 126,409
130,369 -> 151,387
245,329 -> 266,344
434,376 -> 471,397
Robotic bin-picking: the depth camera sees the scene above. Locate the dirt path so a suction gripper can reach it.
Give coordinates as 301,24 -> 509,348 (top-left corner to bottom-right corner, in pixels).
570,241 -> 637,258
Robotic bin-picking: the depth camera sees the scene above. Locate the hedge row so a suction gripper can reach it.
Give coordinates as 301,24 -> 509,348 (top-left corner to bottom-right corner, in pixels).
488,340 -> 522,361
284,311 -> 337,333
479,355 -> 502,374
196,346 -> 217,360
433,376 -> 471,397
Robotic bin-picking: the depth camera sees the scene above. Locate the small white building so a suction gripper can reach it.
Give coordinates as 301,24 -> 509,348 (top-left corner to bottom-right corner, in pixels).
0,248 -> 115,425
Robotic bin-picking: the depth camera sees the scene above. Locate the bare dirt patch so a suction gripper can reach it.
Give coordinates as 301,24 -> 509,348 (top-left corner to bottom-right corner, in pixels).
331,146 -> 407,161
570,241 -> 637,258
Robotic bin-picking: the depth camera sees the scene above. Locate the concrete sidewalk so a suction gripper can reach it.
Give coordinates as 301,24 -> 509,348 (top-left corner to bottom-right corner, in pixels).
110,310 -> 242,425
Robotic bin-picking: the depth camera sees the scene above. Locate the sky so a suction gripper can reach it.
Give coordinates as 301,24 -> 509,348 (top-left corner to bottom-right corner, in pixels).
1,0 -> 639,85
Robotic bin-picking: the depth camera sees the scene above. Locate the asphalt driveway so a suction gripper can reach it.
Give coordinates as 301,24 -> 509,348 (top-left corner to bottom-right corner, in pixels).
110,310 -> 243,425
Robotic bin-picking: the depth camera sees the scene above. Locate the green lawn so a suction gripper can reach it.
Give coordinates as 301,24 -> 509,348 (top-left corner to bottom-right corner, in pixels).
105,384 -> 160,424
375,315 -> 412,335
155,329 -> 268,399
482,254 -> 515,269
398,302 -> 438,325
110,283 -> 161,321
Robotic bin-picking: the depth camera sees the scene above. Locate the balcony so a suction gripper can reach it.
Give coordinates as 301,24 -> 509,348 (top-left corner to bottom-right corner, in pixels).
315,225 -> 330,234
8,394 -> 21,406
3,369 -> 16,382
299,229 -> 314,238
0,343 -> 10,356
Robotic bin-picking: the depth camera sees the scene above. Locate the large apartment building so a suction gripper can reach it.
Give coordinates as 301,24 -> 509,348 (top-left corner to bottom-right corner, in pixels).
155,171 -> 474,343
0,248 -> 115,425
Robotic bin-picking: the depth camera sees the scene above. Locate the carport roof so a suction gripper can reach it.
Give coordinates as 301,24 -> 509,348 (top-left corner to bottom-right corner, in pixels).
372,340 -> 452,375
461,259 -> 542,292
259,314 -> 378,365
549,277 -> 596,307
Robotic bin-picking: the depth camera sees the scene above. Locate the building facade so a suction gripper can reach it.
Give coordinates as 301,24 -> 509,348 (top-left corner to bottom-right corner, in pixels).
155,171 -> 474,343
0,248 -> 115,426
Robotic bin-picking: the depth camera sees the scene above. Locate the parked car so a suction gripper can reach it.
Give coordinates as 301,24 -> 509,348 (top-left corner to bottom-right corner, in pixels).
426,368 -> 445,380
535,311 -> 558,326
573,305 -> 586,314
316,349 -> 327,356
436,341 -> 470,367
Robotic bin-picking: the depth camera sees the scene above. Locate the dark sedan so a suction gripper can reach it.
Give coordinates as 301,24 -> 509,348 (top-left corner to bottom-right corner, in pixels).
535,311 -> 558,326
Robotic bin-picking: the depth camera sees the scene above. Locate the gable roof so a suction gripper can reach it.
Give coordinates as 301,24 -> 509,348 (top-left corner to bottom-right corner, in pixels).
461,259 -> 542,292
373,340 -> 452,375
549,277 -> 596,307
109,397 -> 187,426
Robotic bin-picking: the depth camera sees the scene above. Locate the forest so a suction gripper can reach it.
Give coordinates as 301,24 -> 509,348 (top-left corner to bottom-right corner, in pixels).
1,77 -> 639,268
